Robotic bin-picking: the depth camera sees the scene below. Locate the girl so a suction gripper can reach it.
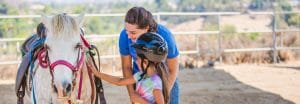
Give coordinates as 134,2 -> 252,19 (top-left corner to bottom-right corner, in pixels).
88,32 -> 170,104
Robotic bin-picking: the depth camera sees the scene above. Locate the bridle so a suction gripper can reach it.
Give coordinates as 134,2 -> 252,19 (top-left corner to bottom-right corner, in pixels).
37,42 -> 86,70
37,42 -> 85,92
37,44 -> 85,72
35,30 -> 91,103
38,28 -> 90,73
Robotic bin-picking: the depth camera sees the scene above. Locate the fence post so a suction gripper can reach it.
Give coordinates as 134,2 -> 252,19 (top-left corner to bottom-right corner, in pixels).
156,13 -> 161,23
272,8 -> 278,64
16,42 -> 20,61
280,31 -> 283,47
196,34 -> 199,68
218,13 -> 223,64
112,38 -> 116,73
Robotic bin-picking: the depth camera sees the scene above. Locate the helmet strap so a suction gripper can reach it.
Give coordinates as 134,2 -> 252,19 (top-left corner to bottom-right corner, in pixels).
139,58 -> 151,81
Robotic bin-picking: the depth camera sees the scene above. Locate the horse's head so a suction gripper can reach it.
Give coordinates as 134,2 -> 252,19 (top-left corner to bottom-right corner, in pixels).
42,13 -> 85,98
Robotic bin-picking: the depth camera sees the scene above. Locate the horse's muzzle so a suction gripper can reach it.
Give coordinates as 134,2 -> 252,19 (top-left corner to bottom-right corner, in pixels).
53,81 -> 72,97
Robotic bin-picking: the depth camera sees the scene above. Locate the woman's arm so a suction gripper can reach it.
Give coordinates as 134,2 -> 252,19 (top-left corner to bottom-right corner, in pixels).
158,24 -> 179,92
118,30 -> 137,97
153,89 -> 164,104
131,93 -> 150,104
167,57 -> 179,91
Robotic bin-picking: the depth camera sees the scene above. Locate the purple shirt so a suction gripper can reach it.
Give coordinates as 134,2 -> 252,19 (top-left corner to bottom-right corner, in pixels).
133,72 -> 162,104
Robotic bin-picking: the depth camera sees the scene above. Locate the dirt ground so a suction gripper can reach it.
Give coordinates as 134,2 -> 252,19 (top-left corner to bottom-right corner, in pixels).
0,62 -> 299,104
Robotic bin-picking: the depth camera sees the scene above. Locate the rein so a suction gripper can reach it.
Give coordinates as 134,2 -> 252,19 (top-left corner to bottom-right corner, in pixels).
88,45 -> 107,104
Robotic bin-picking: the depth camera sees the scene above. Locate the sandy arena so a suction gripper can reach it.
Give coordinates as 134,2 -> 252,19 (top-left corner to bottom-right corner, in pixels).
0,62 -> 299,104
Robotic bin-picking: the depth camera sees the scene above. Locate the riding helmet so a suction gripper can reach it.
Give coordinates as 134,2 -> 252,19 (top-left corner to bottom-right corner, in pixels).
131,32 -> 168,62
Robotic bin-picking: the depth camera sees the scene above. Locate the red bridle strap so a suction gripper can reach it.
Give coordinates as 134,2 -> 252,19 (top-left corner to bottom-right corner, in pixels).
49,50 -> 85,71
80,35 -> 91,49
38,48 -> 48,68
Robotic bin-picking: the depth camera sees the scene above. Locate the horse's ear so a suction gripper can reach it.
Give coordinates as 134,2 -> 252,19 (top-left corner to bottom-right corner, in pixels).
41,14 -> 51,28
76,13 -> 85,27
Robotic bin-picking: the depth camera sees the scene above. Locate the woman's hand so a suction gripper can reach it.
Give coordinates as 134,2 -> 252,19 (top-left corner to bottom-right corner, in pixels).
130,92 -> 150,104
130,92 -> 140,103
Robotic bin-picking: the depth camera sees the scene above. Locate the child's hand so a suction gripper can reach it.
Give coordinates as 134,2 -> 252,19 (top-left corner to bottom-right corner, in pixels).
86,57 -> 98,73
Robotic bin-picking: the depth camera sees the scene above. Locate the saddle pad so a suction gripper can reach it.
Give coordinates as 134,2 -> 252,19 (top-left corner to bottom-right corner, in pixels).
15,53 -> 31,94
21,35 -> 38,56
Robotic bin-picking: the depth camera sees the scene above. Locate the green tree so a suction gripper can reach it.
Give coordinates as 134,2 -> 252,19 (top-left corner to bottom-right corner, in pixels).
287,14 -> 300,27
272,0 -> 292,29
177,0 -> 241,12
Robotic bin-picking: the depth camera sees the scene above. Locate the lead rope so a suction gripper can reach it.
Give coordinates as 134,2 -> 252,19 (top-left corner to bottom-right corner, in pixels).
88,45 -> 106,104
77,48 -> 84,100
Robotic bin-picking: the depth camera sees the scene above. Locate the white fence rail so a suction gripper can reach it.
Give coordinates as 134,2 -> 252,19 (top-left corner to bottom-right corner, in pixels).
0,11 -> 300,65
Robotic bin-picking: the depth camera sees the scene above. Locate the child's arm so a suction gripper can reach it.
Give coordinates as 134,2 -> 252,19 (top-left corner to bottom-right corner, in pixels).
94,69 -> 135,86
153,89 -> 164,104
87,59 -> 135,86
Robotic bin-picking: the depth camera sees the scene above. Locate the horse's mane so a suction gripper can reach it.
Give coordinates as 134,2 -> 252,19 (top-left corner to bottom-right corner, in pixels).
50,13 -> 80,38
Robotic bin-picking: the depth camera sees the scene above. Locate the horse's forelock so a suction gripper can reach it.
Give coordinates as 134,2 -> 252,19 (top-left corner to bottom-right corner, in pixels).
50,14 -> 80,38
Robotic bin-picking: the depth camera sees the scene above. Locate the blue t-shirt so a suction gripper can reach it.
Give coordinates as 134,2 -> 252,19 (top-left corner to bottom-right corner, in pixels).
119,24 -> 179,74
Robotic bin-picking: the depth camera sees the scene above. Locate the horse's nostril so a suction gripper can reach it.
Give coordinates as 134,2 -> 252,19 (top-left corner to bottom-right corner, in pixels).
65,83 -> 72,93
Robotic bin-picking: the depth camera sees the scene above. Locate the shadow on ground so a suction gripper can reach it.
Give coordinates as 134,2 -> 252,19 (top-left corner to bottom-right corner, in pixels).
271,66 -> 300,71
0,82 -> 130,104
179,67 -> 295,104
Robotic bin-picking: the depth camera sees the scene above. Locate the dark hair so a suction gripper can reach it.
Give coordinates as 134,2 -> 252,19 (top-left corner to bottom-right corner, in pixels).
125,7 -> 157,32
36,23 -> 45,37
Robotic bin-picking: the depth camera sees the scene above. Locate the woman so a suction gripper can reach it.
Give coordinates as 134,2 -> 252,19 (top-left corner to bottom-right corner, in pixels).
119,7 -> 179,104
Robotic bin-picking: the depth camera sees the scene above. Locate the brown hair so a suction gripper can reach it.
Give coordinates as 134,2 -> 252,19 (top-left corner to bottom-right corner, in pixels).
155,62 -> 170,104
125,7 -> 157,32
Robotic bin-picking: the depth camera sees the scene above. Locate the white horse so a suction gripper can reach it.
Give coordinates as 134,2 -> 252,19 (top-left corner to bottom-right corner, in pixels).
26,13 -> 96,104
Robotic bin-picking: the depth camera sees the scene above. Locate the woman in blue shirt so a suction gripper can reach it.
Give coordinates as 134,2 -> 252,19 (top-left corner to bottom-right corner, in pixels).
119,7 -> 179,104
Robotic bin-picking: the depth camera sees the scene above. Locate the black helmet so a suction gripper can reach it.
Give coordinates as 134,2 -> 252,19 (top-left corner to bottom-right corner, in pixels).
131,32 -> 168,62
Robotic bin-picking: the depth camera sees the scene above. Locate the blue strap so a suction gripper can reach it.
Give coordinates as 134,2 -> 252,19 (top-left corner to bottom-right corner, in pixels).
28,37 -> 45,104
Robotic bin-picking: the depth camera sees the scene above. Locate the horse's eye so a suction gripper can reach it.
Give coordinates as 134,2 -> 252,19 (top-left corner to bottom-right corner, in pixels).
44,44 -> 51,51
75,43 -> 82,49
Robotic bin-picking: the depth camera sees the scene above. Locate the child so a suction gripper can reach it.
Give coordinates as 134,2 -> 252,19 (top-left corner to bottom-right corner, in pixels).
88,32 -> 170,104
